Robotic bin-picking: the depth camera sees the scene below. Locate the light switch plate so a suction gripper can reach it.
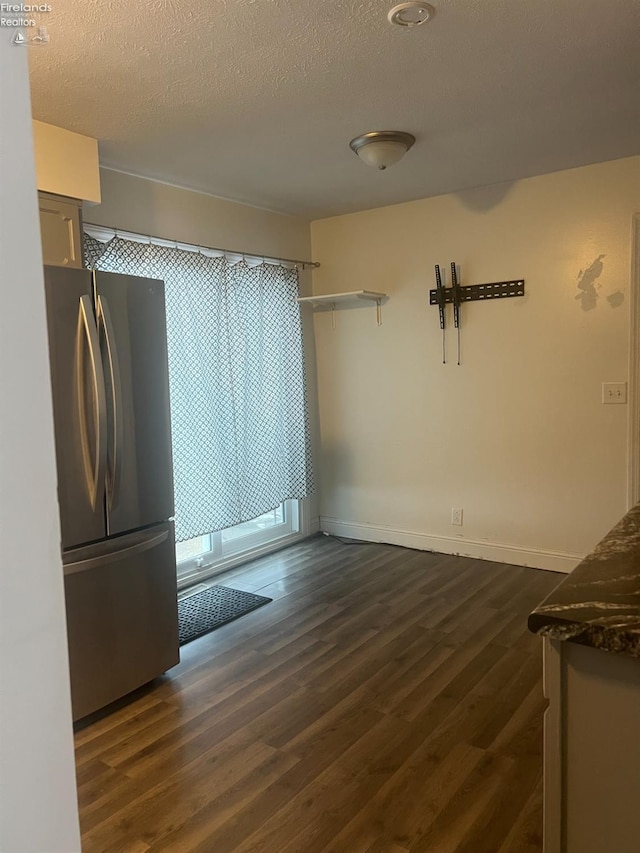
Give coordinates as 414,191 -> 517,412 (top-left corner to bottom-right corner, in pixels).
602,382 -> 627,404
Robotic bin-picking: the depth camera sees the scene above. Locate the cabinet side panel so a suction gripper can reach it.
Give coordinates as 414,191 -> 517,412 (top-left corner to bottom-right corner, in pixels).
564,643 -> 640,853
542,638 -> 563,853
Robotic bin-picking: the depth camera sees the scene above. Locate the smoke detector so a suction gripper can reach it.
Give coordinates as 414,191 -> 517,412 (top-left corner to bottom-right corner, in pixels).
388,2 -> 435,27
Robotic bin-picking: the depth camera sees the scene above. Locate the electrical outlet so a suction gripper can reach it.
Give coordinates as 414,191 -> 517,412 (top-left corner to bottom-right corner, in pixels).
602,382 -> 627,404
451,507 -> 463,526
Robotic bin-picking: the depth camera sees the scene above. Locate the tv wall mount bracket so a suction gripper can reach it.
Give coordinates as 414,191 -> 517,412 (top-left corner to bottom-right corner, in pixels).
430,263 -> 525,364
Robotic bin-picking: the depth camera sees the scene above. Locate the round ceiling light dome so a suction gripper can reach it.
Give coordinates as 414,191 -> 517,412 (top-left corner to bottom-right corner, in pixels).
388,2 -> 435,27
349,131 -> 416,170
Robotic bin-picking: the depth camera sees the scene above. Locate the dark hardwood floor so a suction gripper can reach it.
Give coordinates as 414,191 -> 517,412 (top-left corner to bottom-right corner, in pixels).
74,535 -> 561,852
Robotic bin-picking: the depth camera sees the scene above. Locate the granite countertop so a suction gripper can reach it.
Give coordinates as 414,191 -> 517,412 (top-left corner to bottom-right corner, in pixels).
528,503 -> 640,658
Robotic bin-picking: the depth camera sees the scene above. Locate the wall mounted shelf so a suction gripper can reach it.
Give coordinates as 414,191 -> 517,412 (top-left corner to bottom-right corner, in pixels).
297,290 -> 387,327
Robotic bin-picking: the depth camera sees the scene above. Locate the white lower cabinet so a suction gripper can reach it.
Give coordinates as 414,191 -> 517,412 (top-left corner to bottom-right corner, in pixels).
542,638 -> 640,853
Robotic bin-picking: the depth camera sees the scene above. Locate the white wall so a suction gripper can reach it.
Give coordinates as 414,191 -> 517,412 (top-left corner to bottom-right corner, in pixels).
311,158 -> 640,571
0,42 -> 81,853
87,168 -> 320,528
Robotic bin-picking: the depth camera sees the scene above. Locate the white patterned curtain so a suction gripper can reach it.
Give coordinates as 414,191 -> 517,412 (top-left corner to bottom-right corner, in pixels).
84,233 -> 313,541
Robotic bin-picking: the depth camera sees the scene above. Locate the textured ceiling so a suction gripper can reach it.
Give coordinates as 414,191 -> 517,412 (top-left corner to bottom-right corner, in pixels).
28,0 -> 640,219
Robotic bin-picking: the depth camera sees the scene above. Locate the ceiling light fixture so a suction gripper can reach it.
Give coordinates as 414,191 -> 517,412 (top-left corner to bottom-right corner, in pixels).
388,2 -> 435,27
349,131 -> 416,170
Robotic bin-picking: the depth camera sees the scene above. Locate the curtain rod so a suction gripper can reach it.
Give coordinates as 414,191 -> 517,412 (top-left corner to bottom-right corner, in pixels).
83,222 -> 320,269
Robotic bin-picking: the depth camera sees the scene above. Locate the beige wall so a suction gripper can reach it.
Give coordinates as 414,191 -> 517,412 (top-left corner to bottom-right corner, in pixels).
310,157 -> 640,570
32,120 -> 100,202
89,168 -> 311,263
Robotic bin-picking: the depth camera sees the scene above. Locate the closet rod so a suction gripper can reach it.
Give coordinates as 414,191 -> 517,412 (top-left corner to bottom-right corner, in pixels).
83,222 -> 320,269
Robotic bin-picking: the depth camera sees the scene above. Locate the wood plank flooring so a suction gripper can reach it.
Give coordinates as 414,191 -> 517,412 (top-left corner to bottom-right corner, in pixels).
74,535 -> 561,853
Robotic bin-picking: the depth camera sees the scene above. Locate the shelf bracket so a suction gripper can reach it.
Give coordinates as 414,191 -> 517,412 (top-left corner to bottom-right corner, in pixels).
376,297 -> 382,326
331,301 -> 336,329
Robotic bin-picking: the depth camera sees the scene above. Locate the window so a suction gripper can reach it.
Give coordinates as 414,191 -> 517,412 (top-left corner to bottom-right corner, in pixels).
83,230 -> 313,576
175,500 -> 300,582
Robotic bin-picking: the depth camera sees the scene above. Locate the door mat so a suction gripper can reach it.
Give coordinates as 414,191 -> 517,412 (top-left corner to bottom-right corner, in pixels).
178,585 -> 272,646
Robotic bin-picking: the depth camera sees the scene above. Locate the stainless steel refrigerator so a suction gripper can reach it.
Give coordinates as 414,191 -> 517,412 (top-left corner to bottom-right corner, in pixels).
44,265 -> 180,721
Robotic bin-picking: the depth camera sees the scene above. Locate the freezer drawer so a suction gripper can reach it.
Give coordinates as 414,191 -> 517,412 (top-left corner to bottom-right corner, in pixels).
63,522 -> 180,721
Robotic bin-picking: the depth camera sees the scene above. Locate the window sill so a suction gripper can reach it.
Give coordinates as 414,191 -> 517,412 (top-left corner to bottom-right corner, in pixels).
176,529 -> 312,592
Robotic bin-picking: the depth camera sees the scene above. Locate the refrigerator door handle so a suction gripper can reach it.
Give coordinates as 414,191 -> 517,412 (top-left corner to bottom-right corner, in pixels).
63,529 -> 169,575
77,294 -> 107,510
97,294 -> 124,511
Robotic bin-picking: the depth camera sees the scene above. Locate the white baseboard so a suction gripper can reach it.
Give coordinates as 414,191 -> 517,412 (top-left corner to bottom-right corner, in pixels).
309,515 -> 321,535
319,517 -> 584,573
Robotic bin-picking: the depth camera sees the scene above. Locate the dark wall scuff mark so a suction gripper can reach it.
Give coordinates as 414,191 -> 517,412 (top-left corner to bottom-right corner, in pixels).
576,254 -> 606,311
607,290 -> 625,308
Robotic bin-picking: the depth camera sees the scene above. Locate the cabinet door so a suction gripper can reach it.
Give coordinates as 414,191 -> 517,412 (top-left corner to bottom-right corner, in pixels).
39,192 -> 83,268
